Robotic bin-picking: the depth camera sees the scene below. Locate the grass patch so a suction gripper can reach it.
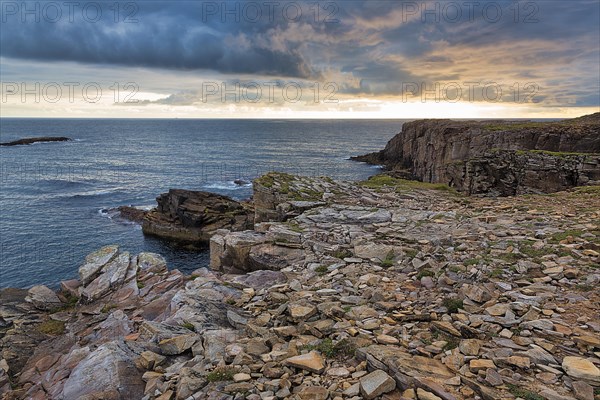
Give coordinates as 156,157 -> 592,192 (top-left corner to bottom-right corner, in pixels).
416,269 -> 434,280
285,221 -> 304,232
506,384 -> 544,400
38,319 -> 65,335
489,268 -> 504,278
576,284 -> 594,292
333,249 -> 353,259
405,249 -> 418,259
573,186 -> 600,195
315,265 -> 329,276
464,258 -> 479,266
549,229 -> 584,243
443,338 -> 459,351
181,321 -> 196,332
442,298 -> 464,314
136,281 -> 145,289
51,291 -> 79,312
206,366 -> 235,382
360,174 -> 456,193
496,252 -> 523,263
254,171 -> 295,189
304,338 -> 356,359
380,250 -> 395,268
100,303 -> 117,313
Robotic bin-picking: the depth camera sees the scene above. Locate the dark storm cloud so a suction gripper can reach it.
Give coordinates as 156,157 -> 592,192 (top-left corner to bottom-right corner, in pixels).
0,0 -> 317,77
1,0 -> 598,106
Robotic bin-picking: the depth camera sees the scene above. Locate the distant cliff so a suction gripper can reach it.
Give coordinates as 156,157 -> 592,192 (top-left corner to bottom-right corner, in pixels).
352,113 -> 600,196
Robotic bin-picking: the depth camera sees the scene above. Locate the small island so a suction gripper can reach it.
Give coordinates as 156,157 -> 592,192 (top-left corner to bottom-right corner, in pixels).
0,137 -> 72,146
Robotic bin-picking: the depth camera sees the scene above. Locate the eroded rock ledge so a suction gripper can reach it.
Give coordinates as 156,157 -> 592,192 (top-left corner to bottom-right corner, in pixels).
353,113 -> 600,196
141,189 -> 254,247
1,173 -> 599,400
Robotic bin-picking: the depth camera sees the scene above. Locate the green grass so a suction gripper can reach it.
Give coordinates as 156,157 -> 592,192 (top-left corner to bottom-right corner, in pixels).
136,281 -> 145,289
380,250 -> 395,268
333,249 -> 353,259
405,249 -> 418,258
442,298 -> 463,313
50,291 -> 79,312
506,384 -> 544,400
100,303 -> 117,313
303,338 -> 356,359
285,221 -> 304,232
416,269 -> 434,279
464,258 -> 479,266
549,229 -> 584,243
488,268 -> 504,278
181,321 -> 196,332
573,186 -> 600,195
207,366 -> 235,382
359,175 -> 455,193
38,319 -> 65,335
315,265 -> 329,276
254,171 -> 295,189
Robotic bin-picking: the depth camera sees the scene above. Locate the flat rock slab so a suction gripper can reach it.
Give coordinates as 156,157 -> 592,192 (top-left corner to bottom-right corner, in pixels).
562,356 -> 600,385
359,370 -> 396,399
284,351 -> 325,374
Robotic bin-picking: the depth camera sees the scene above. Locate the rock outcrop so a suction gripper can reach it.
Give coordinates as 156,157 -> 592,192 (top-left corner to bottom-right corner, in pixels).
142,189 -> 253,247
353,113 -> 600,196
0,137 -> 72,146
2,173 -> 600,400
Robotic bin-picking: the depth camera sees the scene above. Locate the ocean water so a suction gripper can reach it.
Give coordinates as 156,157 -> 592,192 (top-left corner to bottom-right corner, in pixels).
0,118 -> 405,288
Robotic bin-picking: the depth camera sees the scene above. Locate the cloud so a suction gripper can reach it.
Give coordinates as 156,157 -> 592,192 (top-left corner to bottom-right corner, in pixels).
1,0 -> 598,107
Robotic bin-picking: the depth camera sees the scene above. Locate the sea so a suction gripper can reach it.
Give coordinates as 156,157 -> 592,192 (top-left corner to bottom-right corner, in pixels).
0,118 -> 406,288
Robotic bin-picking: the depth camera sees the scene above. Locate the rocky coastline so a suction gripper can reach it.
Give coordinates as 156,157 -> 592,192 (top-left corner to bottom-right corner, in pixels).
352,113 -> 600,196
0,137 -> 72,146
1,170 -> 600,400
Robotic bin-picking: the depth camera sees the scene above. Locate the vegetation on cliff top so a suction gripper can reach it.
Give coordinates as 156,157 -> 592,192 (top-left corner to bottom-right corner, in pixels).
360,174 -> 456,193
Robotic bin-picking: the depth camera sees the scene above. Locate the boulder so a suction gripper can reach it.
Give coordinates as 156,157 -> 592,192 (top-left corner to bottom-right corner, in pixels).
25,285 -> 61,311
248,243 -> 305,271
79,245 -> 119,285
562,356 -> 600,386
62,341 -> 144,399
359,370 -> 396,399
284,351 -> 326,374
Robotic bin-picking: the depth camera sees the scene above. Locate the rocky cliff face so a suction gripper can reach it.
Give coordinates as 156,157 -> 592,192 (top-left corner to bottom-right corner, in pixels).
142,189 -> 253,246
353,113 -> 600,195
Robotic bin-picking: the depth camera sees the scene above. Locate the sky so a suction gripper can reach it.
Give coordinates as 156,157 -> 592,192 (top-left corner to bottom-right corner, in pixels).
1,0 -> 599,118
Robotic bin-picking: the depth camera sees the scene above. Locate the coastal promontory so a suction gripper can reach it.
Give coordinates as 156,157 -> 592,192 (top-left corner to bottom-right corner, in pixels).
353,113 -> 600,196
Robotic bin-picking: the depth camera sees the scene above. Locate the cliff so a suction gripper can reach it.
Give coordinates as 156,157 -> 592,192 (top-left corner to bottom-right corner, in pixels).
353,113 -> 600,196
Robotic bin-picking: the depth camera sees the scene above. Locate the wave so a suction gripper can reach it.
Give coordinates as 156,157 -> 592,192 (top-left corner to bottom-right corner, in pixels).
201,180 -> 253,191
